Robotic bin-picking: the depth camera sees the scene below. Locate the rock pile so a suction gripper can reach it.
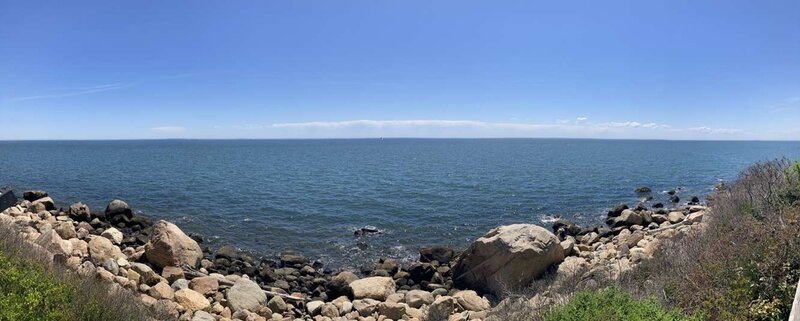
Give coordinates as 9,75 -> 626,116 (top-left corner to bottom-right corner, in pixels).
0,191 -> 493,321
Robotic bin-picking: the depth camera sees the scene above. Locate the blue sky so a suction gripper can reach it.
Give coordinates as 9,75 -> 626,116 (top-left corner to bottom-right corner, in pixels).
1,1 -> 799,140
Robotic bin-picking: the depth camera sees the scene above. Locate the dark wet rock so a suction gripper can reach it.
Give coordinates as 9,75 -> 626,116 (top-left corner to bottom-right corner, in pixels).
354,226 -> 381,237
667,190 -> 676,195
23,190 -> 48,202
105,200 -> 132,225
376,258 -> 399,275
0,189 -> 16,213
690,196 -> 700,204
68,202 -> 91,221
652,202 -> 664,208
607,204 -> 629,217
419,246 -> 456,264
215,245 -> 239,261
669,195 -> 680,203
597,227 -> 614,238
280,251 -> 308,267
328,271 -> 358,298
552,219 -> 582,238
408,263 -> 436,283
634,186 -> 652,194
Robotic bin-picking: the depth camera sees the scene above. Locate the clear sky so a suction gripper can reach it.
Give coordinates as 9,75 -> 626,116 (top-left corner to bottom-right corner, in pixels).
1,1 -> 799,140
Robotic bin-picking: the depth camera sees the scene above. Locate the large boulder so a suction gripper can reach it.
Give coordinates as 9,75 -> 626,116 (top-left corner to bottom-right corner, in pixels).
226,278 -> 267,312
349,277 -> 396,301
145,220 -> 203,268
452,224 -> 564,295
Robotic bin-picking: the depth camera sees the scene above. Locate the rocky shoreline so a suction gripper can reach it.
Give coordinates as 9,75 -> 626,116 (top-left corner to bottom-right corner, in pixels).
0,188 -> 709,321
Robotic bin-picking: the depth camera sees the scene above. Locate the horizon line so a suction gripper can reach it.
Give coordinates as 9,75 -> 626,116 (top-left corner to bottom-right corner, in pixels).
2,137 -> 799,143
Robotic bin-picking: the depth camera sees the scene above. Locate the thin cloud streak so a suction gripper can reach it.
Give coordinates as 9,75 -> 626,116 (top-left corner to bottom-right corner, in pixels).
6,84 -> 128,102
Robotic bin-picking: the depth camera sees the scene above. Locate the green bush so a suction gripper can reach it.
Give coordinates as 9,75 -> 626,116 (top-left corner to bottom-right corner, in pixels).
0,224 -> 173,321
542,287 -> 700,321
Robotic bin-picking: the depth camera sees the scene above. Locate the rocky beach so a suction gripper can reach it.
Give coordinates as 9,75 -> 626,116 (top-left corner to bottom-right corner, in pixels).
0,188 -> 710,321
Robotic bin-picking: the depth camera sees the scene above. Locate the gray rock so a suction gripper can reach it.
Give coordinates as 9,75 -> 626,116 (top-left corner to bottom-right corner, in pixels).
191,311 -> 215,321
226,278 -> 267,312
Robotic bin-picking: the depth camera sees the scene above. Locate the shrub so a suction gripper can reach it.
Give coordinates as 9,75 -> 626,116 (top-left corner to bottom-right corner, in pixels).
622,159 -> 800,320
541,287 -> 700,321
0,224 -> 174,321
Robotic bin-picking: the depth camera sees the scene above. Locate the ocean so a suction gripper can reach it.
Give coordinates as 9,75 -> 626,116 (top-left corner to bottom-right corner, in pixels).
1,139 -> 798,267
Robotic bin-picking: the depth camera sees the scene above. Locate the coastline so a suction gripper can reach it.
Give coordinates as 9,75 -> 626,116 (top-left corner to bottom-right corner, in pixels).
0,186 -> 710,321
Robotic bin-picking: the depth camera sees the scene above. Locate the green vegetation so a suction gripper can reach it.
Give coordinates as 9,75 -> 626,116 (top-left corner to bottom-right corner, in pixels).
542,288 -> 700,321
494,159 -> 800,321
626,159 -> 800,320
0,225 -> 171,321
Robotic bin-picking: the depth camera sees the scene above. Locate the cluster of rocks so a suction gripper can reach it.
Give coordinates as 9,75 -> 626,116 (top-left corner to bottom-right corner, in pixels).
0,191 -> 494,321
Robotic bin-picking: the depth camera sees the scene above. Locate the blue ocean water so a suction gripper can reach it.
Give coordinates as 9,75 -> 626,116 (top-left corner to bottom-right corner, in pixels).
1,139 -> 798,267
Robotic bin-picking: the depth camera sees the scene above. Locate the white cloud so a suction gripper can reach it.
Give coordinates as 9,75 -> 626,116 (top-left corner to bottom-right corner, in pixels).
263,119 -> 743,139
149,126 -> 187,133
686,126 -> 743,135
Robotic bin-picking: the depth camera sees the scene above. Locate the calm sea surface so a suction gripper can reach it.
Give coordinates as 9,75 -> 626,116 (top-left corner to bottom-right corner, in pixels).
1,139 -> 799,267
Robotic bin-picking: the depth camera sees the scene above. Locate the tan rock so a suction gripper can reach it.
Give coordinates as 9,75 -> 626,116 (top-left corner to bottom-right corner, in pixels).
144,220 -> 203,268
353,299 -> 380,317
267,296 -> 287,312
148,281 -> 175,300
189,276 -> 219,295
69,238 -> 88,257
162,265 -> 185,283
405,290 -> 434,308
377,302 -> 407,320
687,211 -> 704,223
87,235 -> 124,262
350,277 -> 396,301
667,211 -> 685,224
54,222 -> 77,240
452,290 -> 490,312
226,278 -> 267,312
101,227 -> 124,245
34,229 -> 72,257
31,196 -> 55,210
428,296 -> 456,321
174,289 -> 210,312
452,224 -> 564,295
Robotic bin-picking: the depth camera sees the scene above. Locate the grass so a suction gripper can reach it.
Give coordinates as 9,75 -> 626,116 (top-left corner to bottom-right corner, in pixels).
541,288 -> 700,321
0,223 -> 173,321
491,159 -> 800,321
625,159 -> 800,320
